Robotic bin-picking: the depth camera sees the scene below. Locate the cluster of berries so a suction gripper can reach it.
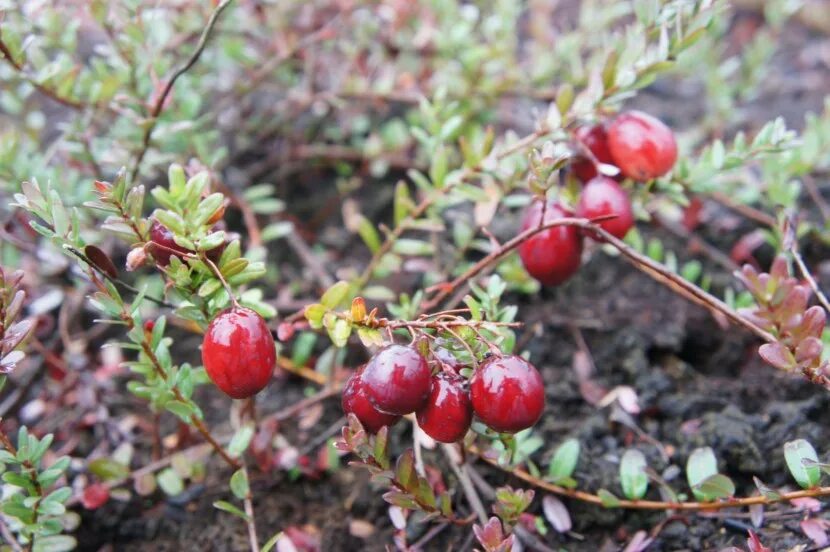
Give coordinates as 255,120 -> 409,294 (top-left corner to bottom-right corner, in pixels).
342,345 -> 545,441
520,110 -> 677,286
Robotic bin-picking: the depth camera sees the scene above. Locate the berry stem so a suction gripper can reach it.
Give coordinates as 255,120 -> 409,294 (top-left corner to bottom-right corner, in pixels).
201,253 -> 241,309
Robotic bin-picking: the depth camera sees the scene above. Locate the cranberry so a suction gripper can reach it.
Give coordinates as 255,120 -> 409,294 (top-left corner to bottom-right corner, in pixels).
518,200 -> 583,286
143,319 -> 155,333
470,355 -> 545,433
342,369 -> 400,433
607,111 -> 677,180
361,345 -> 431,415
416,373 -> 472,443
576,176 -> 634,240
148,219 -> 190,266
571,124 -> 617,183
202,307 -> 275,399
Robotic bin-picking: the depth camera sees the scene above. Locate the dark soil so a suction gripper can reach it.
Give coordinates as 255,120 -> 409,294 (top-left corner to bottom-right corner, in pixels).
70,12 -> 830,552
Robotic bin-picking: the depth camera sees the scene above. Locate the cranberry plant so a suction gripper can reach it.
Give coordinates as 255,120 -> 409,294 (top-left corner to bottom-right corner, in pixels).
2,0 -> 830,550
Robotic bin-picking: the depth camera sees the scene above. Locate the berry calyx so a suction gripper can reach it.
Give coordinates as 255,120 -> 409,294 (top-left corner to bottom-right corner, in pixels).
576,176 -> 635,240
607,110 -> 677,181
361,344 -> 431,415
416,372 -> 472,443
342,369 -> 400,433
202,307 -> 276,399
518,200 -> 583,286
571,124 -> 617,183
148,219 -> 189,266
470,355 -> 545,433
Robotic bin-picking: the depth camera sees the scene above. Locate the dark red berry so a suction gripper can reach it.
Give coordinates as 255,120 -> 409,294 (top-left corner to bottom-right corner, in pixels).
361,345 -> 431,415
576,176 -> 634,240
342,369 -> 400,433
518,200 -> 583,286
607,111 -> 677,181
571,124 -> 617,183
416,373 -> 472,443
148,219 -> 189,266
202,307 -> 275,399
470,355 -> 545,433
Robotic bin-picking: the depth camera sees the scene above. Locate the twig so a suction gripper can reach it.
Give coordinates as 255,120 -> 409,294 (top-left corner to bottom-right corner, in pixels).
708,191 -> 776,227
421,217 -> 774,344
442,445 -> 488,524
0,36 -> 85,110
791,245 -> 830,314
242,466 -> 260,552
284,231 -> 335,289
468,444 -> 830,511
130,0 -> 233,181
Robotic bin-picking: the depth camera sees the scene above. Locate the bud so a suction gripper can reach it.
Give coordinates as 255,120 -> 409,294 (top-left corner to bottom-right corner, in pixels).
125,247 -> 147,272
351,297 -> 367,322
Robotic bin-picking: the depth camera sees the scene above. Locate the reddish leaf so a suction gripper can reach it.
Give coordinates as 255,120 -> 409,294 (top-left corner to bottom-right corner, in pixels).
800,518 -> 830,546
81,483 -> 110,510
542,495 -> 572,533
758,343 -> 794,370
84,245 -> 119,279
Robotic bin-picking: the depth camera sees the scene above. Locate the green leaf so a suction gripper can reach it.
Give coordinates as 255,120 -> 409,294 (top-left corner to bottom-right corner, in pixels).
392,239 -> 434,256
228,425 -> 254,459
597,488 -> 621,508
261,532 -> 285,552
32,535 -> 77,552
165,400 -> 194,422
194,193 -> 225,226
694,474 -> 735,500
429,146 -> 448,188
784,439 -> 820,489
304,303 -> 327,329
88,457 -> 129,481
396,450 -> 415,490
686,447 -> 719,501
619,449 -> 648,500
548,439 -> 580,485
357,327 -> 383,347
230,468 -> 249,500
213,500 -> 250,521
157,468 -> 184,496
321,281 -> 351,309
393,181 -> 413,226
328,318 -> 352,348
358,218 -> 381,254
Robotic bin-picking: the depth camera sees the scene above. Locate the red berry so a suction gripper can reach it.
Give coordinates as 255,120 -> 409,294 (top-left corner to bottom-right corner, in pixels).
470,355 -> 545,433
571,124 -> 617,183
361,345 -> 431,415
342,369 -> 400,433
148,219 -> 190,266
143,319 -> 155,333
416,373 -> 472,443
607,111 -> 677,180
202,307 -> 275,399
518,200 -> 583,286
81,483 -> 110,510
576,176 -> 634,240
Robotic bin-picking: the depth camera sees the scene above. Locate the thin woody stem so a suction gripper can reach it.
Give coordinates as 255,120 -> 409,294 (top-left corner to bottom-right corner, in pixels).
469,444 -> 830,511
422,217 -> 776,344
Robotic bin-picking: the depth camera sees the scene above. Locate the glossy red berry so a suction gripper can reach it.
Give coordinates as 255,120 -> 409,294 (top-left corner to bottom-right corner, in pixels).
518,200 -> 583,286
148,219 -> 190,266
361,345 -> 431,415
470,355 -> 545,433
342,369 -> 400,433
416,373 -> 473,443
607,111 -> 677,180
202,307 -> 275,399
571,124 -> 617,183
576,176 -> 634,240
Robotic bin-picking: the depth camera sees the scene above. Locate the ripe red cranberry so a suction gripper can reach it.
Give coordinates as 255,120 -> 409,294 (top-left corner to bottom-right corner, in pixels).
148,219 -> 189,266
576,176 -> 635,240
143,319 -> 155,333
518,200 -> 583,286
571,124 -> 617,183
416,373 -> 472,443
342,369 -> 400,433
202,307 -> 275,399
470,355 -> 545,433
361,345 -> 431,415
607,111 -> 677,180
